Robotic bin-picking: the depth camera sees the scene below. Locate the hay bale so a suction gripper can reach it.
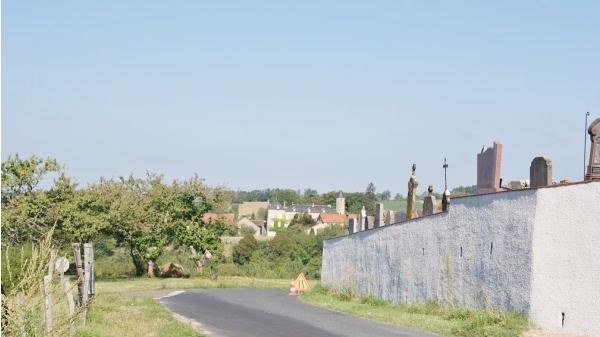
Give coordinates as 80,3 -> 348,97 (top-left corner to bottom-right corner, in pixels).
159,263 -> 186,278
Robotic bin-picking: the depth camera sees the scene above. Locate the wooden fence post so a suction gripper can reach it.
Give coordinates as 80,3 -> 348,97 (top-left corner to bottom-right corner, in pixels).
71,244 -> 84,308
43,275 -> 53,336
83,243 -> 94,298
63,279 -> 76,336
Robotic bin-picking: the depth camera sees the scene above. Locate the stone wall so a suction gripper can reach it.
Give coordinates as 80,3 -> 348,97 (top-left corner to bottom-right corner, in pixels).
321,181 -> 600,334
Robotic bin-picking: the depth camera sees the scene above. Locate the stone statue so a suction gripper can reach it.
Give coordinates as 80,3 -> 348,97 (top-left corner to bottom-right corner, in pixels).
407,164 -> 419,220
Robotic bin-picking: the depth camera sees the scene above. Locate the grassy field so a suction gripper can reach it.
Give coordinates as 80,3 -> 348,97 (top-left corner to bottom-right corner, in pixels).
381,199 -> 423,212
79,276 -> 546,337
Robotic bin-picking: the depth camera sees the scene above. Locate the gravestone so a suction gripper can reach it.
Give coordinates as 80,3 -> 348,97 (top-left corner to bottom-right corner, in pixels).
375,203 -> 384,228
476,142 -> 503,194
385,210 -> 395,226
396,211 -> 407,222
406,164 -> 419,220
442,190 -> 450,212
586,118 -> 600,181
530,157 -> 553,187
365,216 -> 372,230
359,206 -> 367,231
348,218 -> 357,234
423,185 -> 436,216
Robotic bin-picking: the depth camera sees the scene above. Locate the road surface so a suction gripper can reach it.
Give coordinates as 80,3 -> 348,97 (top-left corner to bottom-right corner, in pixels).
158,288 -> 439,337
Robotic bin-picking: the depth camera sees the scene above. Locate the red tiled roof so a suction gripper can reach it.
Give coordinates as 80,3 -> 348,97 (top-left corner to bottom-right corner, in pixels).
202,213 -> 234,223
317,213 -> 347,224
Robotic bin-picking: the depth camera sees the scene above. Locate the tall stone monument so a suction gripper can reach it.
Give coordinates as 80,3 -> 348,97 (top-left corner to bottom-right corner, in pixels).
586,118 -> 600,181
476,142 -> 503,194
406,164 -> 419,220
530,157 -> 553,187
422,185 -> 436,216
375,203 -> 384,228
359,206 -> 367,231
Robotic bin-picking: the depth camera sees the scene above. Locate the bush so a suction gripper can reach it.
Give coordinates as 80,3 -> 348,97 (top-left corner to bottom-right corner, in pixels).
217,263 -> 242,276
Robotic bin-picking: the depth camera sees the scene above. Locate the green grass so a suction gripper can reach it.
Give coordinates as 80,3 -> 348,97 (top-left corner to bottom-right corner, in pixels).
381,199 -> 423,212
299,286 -> 532,337
77,295 -> 202,337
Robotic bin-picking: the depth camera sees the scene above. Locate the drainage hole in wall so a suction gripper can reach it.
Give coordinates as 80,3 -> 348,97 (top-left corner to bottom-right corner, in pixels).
422,248 -> 424,255
490,242 -> 493,256
562,312 -> 565,327
460,247 -> 462,257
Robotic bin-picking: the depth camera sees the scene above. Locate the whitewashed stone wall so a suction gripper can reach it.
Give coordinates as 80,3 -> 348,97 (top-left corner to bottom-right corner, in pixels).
321,181 -> 600,334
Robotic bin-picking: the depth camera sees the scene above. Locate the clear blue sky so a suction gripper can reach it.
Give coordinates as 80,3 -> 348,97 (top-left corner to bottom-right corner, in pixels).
2,1 -> 599,196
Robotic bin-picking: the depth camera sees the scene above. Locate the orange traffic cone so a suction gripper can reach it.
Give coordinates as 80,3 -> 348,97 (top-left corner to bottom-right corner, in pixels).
288,279 -> 297,296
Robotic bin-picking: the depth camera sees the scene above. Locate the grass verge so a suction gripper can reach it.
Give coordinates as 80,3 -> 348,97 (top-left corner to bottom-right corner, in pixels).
299,286 -> 532,337
76,294 -> 202,337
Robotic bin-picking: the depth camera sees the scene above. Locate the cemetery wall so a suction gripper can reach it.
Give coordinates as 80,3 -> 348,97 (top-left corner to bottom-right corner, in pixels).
321,181 -> 600,334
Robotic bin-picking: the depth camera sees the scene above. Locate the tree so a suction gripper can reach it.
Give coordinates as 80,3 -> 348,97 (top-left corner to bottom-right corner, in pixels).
345,192 -> 365,214
52,173 -> 111,245
379,190 -> 391,201
1,154 -> 63,245
315,191 -> 337,207
394,193 -> 405,201
288,212 -> 316,230
299,188 -> 319,204
232,234 -> 258,265
451,185 -> 477,197
256,207 -> 267,220
271,189 -> 299,205
363,182 -> 377,215
97,173 -> 227,277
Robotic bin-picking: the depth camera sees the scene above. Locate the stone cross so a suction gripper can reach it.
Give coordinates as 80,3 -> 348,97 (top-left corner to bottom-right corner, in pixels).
586,118 -> 600,181
530,157 -> 553,187
406,164 -> 419,220
443,158 -> 449,191
476,142 -> 503,194
422,185 -> 436,216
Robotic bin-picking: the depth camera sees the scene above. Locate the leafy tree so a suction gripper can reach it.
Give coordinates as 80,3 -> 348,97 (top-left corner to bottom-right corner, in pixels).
96,173 -> 226,277
239,226 -> 256,236
345,192 -> 365,214
288,212 -> 316,229
1,154 -> 63,245
232,234 -> 258,265
378,190 -> 391,201
394,193 -> 405,201
315,191 -> 337,207
299,188 -> 319,204
268,233 -> 293,260
256,207 -> 267,220
451,185 -> 477,197
363,182 -> 377,215
271,189 -> 299,205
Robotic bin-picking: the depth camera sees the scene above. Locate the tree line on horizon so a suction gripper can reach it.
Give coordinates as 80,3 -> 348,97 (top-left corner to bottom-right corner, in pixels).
1,153 -> 477,283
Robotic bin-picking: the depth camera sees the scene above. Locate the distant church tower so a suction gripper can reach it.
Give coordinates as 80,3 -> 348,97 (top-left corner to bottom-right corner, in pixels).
336,190 -> 345,215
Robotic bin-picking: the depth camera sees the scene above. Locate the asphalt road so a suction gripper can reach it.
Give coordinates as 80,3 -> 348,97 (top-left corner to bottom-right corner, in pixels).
158,289 -> 439,337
